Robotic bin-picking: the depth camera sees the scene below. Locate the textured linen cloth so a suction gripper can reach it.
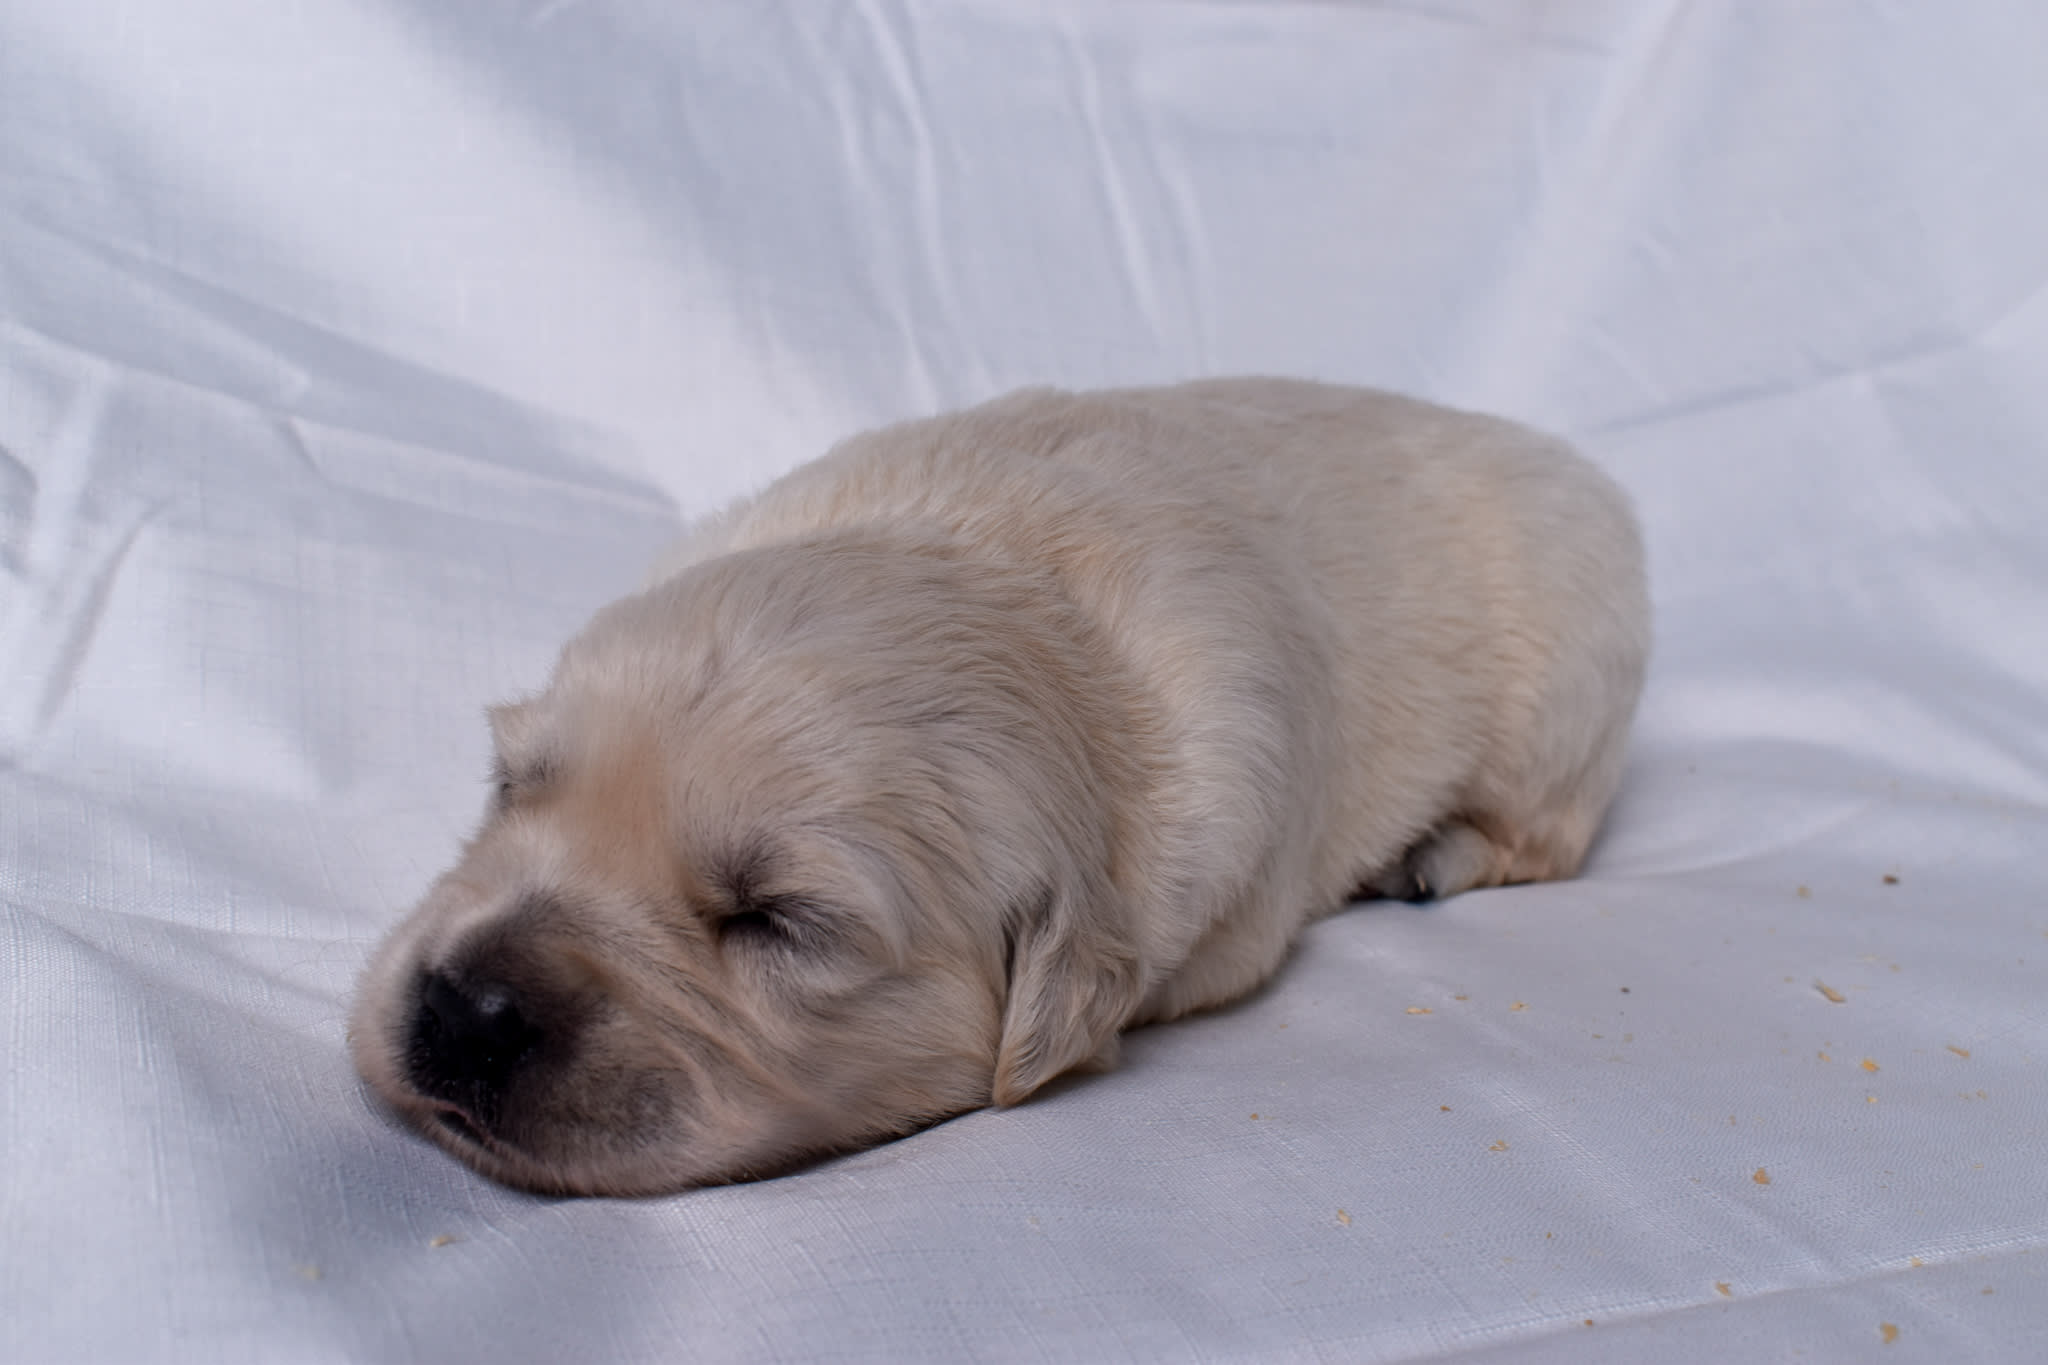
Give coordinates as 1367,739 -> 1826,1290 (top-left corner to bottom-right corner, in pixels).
4,3 -> 2046,1361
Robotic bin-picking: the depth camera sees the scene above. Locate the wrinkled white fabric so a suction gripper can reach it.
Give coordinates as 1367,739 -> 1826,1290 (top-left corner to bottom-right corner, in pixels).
3,3 -> 2045,1361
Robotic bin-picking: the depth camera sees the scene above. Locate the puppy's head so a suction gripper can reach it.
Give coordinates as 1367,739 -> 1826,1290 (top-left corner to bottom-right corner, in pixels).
351,537 -> 1147,1195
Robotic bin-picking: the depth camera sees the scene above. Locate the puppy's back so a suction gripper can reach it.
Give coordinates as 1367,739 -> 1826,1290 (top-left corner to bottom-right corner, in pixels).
913,378 -> 1647,905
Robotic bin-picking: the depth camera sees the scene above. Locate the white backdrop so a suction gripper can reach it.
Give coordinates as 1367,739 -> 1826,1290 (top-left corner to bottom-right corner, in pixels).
4,2 -> 2046,1361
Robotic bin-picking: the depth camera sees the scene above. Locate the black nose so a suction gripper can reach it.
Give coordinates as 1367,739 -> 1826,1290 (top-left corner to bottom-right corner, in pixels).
407,969 -> 545,1117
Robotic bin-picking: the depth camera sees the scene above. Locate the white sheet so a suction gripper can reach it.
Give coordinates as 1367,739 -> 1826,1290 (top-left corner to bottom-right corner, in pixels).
5,2 -> 2046,1360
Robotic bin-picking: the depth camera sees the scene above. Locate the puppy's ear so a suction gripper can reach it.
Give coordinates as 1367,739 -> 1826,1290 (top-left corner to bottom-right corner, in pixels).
991,884 -> 1144,1106
487,698 -> 543,760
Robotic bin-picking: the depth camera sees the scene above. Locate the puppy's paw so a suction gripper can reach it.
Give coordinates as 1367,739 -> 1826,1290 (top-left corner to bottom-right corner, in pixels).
1364,820 -> 1504,903
1361,852 -> 1434,904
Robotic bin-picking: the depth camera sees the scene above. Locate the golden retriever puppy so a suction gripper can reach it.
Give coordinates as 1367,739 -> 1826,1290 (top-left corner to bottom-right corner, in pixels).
351,378 -> 1649,1195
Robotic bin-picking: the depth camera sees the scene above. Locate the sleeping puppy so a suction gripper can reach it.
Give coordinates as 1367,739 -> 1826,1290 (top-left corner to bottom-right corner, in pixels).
351,378 -> 1649,1195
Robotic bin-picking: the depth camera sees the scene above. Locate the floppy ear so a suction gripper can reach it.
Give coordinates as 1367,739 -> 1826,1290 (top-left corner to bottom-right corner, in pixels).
991,884 -> 1145,1106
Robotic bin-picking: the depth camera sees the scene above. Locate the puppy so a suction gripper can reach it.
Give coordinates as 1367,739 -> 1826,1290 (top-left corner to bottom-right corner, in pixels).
351,379 -> 1649,1195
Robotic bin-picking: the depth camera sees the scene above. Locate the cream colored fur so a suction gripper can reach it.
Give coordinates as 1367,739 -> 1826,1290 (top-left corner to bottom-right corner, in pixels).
351,378 -> 1649,1195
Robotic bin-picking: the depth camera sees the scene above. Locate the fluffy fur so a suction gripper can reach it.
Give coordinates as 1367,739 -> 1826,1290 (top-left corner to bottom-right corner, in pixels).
350,378 -> 1649,1195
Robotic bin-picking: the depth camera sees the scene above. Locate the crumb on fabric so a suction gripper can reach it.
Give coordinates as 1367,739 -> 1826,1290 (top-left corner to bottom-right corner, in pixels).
1406,1006 -> 1432,1015
1489,1140 -> 1510,1152
1818,1051 -> 1833,1061
1882,874 -> 1899,886
1336,1209 -> 1351,1226
1753,1167 -> 1771,1186
1815,981 -> 1847,1004
1440,1105 -> 1452,1112
1948,1045 -> 1971,1058
1797,885 -> 1812,898
1716,1282 -> 1732,1297
1862,1058 -> 1880,1073
429,1235 -> 457,1248
1510,1001 -> 1527,1012
1881,1323 -> 1899,1344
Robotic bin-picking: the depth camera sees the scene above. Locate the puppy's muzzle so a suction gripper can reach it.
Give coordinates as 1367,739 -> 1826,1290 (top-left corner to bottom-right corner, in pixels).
408,969 -> 545,1134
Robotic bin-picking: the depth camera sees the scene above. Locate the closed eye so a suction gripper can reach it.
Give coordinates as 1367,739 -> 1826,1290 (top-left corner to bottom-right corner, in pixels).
718,895 -> 830,953
718,906 -> 783,940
